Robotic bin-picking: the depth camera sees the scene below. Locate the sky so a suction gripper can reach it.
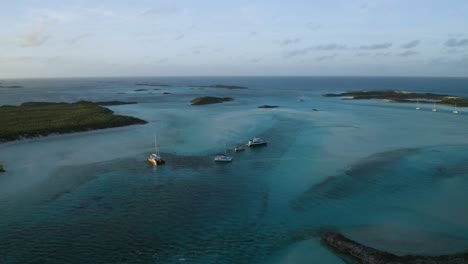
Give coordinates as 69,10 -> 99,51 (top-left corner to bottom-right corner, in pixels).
1,0 -> 468,78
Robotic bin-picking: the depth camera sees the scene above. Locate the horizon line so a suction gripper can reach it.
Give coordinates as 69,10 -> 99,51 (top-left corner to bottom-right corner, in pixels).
2,74 -> 468,80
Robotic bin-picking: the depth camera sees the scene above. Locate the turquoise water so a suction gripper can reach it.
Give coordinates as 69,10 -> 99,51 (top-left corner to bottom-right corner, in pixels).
0,77 -> 468,263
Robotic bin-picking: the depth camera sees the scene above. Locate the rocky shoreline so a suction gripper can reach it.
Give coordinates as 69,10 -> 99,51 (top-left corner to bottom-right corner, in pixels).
321,232 -> 468,264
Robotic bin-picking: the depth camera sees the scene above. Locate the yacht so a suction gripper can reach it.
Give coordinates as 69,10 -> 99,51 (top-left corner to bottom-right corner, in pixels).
215,144 -> 233,162
453,104 -> 460,114
147,135 -> 165,166
214,154 -> 233,162
432,102 -> 438,112
415,100 -> 421,110
234,145 -> 245,152
246,137 -> 267,147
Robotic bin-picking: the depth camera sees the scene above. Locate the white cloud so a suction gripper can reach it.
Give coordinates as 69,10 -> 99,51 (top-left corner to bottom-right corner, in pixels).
17,20 -> 54,47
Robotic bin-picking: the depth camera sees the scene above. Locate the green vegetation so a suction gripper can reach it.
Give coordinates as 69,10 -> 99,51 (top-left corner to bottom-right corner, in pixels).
323,90 -> 468,107
0,101 -> 147,142
258,105 -> 279,108
189,84 -> 248,89
190,96 -> 234,105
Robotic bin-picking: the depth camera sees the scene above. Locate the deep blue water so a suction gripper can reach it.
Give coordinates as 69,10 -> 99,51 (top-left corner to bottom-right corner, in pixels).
0,77 -> 468,263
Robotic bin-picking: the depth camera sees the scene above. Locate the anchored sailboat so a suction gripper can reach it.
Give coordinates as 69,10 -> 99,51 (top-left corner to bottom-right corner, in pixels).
147,135 -> 165,166
432,102 -> 438,112
415,100 -> 421,110
215,143 -> 233,162
453,103 -> 460,114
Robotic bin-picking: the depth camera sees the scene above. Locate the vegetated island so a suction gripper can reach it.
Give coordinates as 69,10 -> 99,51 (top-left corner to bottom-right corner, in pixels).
0,101 -> 146,142
188,84 -> 248,90
135,83 -> 171,87
0,85 -> 23,89
258,105 -> 279,108
323,90 -> 468,107
191,96 -> 234,105
321,232 -> 468,264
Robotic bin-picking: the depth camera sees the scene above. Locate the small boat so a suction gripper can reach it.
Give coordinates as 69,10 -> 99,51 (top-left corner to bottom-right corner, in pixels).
215,144 -> 233,162
234,145 -> 245,152
147,135 -> 165,166
246,137 -> 267,147
453,104 -> 460,114
432,102 -> 438,112
214,154 -> 233,162
415,100 -> 421,110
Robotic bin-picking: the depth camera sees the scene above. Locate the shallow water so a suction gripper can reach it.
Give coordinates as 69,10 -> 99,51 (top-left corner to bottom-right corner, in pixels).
1,77 -> 468,263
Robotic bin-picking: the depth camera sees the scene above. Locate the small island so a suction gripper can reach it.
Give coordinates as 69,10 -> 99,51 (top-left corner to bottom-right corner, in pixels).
258,105 -> 279,108
321,232 -> 467,264
190,96 -> 234,105
135,83 -> 171,87
0,85 -> 24,89
188,84 -> 248,90
323,90 -> 468,107
134,88 -> 149,92
0,101 -> 146,142
0,164 -> 5,173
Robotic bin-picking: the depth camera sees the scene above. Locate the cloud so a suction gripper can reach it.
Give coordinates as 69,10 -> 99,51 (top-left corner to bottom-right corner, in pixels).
192,45 -> 207,55
445,38 -> 468,47
285,44 -> 345,58
315,44 -> 346,50
316,54 -> 337,61
359,42 -> 393,50
68,33 -> 94,45
143,6 -> 179,17
174,34 -> 185,40
249,57 -> 263,63
280,38 -> 301,45
305,23 -> 321,30
17,20 -> 54,47
397,50 -> 418,57
284,47 -> 313,58
374,52 -> 392,57
401,40 -> 420,49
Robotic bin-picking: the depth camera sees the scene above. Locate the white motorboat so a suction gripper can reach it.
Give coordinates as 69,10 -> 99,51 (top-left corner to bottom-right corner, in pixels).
246,137 -> 267,147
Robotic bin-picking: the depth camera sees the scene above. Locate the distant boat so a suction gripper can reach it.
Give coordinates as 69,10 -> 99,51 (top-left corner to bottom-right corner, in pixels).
147,135 -> 165,166
234,145 -> 245,152
415,100 -> 421,110
246,137 -> 267,147
432,102 -> 438,112
453,103 -> 460,114
215,144 -> 233,162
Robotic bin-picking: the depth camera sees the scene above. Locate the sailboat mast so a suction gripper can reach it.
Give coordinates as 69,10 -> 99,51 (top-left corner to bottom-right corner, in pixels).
155,135 -> 160,156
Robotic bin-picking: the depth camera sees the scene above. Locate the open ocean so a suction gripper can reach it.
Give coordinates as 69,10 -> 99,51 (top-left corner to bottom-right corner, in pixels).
1,76 -> 468,264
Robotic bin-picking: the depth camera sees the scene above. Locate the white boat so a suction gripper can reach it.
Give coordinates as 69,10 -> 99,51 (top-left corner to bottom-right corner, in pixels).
214,154 -> 233,162
234,145 -> 245,152
214,144 -> 233,162
147,135 -> 165,166
453,103 -> 460,114
246,137 -> 267,147
415,100 -> 421,110
432,102 -> 438,112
